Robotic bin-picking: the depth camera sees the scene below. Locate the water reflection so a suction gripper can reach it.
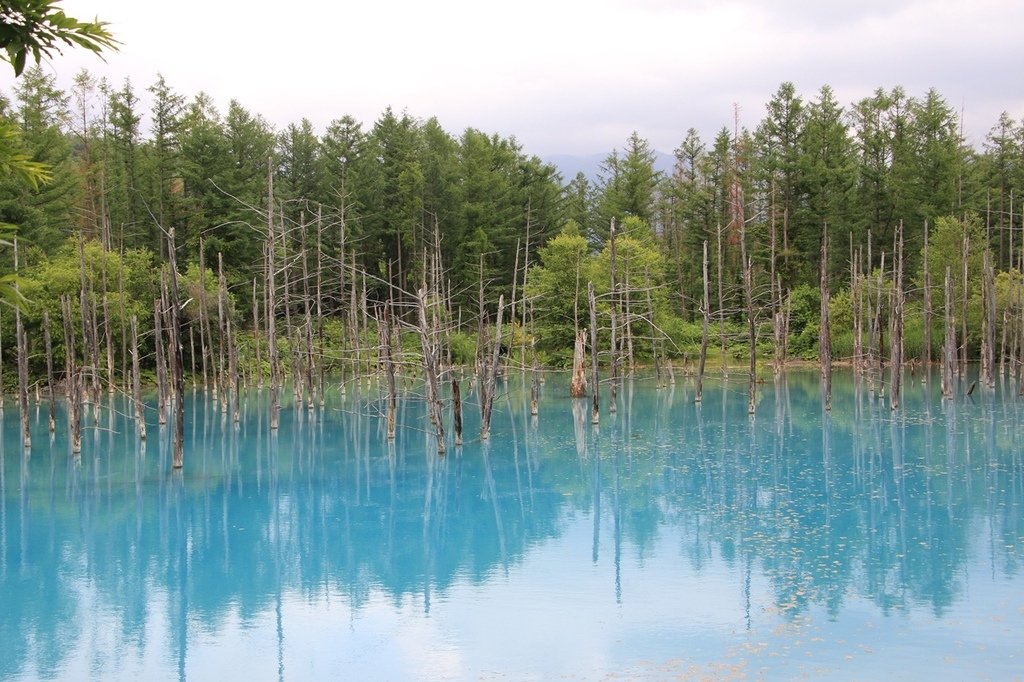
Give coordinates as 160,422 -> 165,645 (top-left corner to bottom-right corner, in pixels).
1,370 -> 1023,679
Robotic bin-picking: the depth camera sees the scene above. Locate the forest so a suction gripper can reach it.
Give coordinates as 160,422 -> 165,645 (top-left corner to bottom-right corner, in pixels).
1,68 -> 1023,402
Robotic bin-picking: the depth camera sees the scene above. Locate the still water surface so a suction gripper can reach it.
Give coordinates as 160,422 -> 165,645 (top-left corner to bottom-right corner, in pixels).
1,371 -> 1022,680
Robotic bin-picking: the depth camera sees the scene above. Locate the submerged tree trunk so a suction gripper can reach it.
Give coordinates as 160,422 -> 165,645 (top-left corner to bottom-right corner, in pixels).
417,287 -> 445,454
266,163 -> 280,430
645,266 -> 662,388
608,218 -> 618,413
530,301 -> 540,416
380,304 -> 397,440
922,222 -> 932,370
874,252 -> 886,398
960,219 -> 970,381
743,253 -> 755,415
198,241 -> 210,393
43,311 -> 55,432
717,223 -> 727,378
889,222 -> 904,410
154,297 -> 167,425
941,266 -> 955,398
851,241 -> 863,376
14,240 -> 29,448
103,295 -> 115,394
480,295 -> 505,441
167,228 -> 185,469
588,282 -> 599,425
696,240 -> 709,404
820,234 -> 832,411
131,315 -> 146,440
570,329 -> 587,398
61,296 -> 82,455
452,375 -> 463,446
982,249 -> 996,388
15,307 -> 29,449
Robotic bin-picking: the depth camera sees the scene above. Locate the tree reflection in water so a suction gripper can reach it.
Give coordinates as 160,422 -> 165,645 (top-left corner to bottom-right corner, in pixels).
1,369 -> 1022,679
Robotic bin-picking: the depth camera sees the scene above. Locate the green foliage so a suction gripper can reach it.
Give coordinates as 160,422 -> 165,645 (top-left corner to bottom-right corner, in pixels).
0,70 -> 1020,378
828,288 -> 853,331
11,236 -> 157,375
0,0 -> 117,76
918,213 -> 985,309
0,118 -> 48,188
787,284 -> 819,336
661,316 -> 706,356
994,269 -> 1024,316
447,330 -> 477,366
595,132 -> 661,241
528,221 -> 592,353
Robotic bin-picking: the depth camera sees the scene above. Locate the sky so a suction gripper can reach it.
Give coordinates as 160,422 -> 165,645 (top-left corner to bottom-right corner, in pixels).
6,0 -> 1024,157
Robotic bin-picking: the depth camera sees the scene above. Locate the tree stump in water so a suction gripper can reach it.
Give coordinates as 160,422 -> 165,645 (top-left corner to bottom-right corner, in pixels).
570,329 -> 587,398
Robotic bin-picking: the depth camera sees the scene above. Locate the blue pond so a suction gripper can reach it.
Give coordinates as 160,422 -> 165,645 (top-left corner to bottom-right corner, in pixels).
1,371 -> 1022,680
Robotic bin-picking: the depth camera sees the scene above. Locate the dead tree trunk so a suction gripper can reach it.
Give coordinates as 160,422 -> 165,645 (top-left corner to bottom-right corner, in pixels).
874,252 -> 886,398
167,228 -> 185,469
452,375 -> 463,446
88,292 -> 101,418
771,181 -> 782,377
77,233 -> 94,420
623,269 -> 635,376
479,295 -> 505,440
999,308 -> 1010,378
820,234 -> 832,411
131,315 -> 146,440
696,240 -> 710,404
570,329 -> 587,398
922,222 -> 933,370
608,218 -> 618,413
380,304 -> 397,440
216,251 -> 228,412
743,253 -> 755,415
644,266 -> 661,388
266,164 -> 280,429
941,266 -> 955,398
889,222 -> 904,410
219,253 -> 239,422
0,309 -> 4,409
252,278 -> 262,389
198,241 -> 210,393
717,223 -> 727,378
960,218 -> 970,380
300,222 -> 315,408
154,297 -> 167,425
851,239 -> 863,375
530,300 -> 539,416
982,248 -> 996,388
315,206 -> 325,406
61,296 -> 81,454
588,282 -> 599,425
43,311 -> 55,432
417,286 -> 445,454
13,240 -> 29,448
103,295 -> 114,394
188,324 -> 196,389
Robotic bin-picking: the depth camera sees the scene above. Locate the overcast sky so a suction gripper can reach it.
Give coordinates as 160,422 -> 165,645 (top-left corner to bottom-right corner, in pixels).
7,0 -> 1024,157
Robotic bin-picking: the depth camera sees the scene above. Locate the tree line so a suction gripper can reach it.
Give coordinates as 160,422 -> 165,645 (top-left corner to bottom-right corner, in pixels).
1,71 -> 1023,381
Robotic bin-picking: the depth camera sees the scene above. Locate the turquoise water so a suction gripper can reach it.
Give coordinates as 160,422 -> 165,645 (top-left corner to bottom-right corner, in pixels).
1,371 -> 1023,681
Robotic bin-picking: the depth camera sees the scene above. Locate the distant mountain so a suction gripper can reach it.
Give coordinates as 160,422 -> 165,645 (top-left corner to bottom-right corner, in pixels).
543,150 -> 675,184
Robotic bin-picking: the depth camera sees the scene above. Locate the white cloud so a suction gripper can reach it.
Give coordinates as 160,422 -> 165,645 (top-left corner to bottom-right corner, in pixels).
5,0 -> 1022,155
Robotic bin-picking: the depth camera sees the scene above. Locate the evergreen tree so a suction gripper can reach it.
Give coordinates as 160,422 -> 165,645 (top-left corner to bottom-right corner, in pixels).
755,82 -> 804,270
145,74 -> 185,238
0,65 -> 75,252
595,131 -> 660,238
796,85 -> 854,282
